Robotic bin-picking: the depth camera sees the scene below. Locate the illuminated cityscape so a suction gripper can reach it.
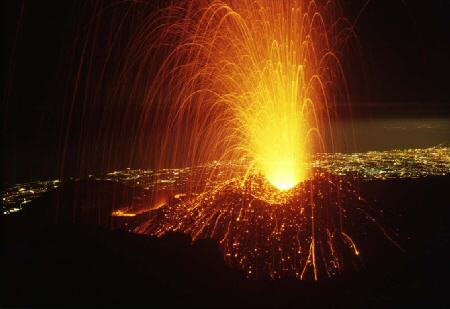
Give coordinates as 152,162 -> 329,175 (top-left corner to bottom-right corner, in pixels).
2,179 -> 63,215
3,146 -> 449,216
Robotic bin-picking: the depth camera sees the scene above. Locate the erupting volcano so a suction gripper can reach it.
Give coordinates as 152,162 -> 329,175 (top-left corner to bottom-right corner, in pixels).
4,0 -> 450,305
88,0 -> 369,280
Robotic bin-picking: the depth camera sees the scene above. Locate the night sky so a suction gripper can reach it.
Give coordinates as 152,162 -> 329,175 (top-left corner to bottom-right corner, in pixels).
2,0 -> 450,185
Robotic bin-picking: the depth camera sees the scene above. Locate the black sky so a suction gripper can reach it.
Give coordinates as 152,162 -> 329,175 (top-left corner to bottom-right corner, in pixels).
2,0 -> 450,185
347,0 -> 450,105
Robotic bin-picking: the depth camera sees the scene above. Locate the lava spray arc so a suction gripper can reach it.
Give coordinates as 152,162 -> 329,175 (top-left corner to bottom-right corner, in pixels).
126,0 -> 352,188
65,0 -> 374,280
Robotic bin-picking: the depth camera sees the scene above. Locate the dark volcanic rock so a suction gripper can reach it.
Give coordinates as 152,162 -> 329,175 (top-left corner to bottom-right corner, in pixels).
1,176 -> 450,307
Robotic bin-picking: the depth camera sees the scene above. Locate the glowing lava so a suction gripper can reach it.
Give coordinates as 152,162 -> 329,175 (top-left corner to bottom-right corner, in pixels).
121,0 -> 351,278
69,0 -> 362,279
243,67 -> 309,191
236,41 -> 311,191
132,171 -> 370,280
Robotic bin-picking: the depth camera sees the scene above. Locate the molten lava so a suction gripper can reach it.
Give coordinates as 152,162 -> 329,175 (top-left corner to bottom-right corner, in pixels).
72,0 -> 361,279
243,63 -> 310,191
236,42 -> 312,191
123,0 -> 353,278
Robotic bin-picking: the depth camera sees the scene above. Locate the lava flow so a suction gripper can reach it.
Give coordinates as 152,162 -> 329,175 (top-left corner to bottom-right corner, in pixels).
132,171 -> 369,280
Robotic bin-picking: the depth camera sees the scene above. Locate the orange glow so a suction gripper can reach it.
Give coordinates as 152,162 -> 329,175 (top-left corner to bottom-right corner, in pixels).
130,0 -> 350,192
228,8 -> 314,190
108,0 -> 359,279
111,210 -> 136,217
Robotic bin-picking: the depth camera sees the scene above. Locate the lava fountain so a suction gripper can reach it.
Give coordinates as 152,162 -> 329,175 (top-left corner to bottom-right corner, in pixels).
63,0 -> 370,280
120,0 -> 352,191
129,0 -> 356,279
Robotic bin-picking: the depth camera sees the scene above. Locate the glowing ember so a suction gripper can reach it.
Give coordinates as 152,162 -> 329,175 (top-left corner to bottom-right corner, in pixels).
111,210 -> 136,217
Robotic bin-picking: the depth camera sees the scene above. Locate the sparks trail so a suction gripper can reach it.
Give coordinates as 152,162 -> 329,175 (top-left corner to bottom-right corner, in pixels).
122,0 -> 353,187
